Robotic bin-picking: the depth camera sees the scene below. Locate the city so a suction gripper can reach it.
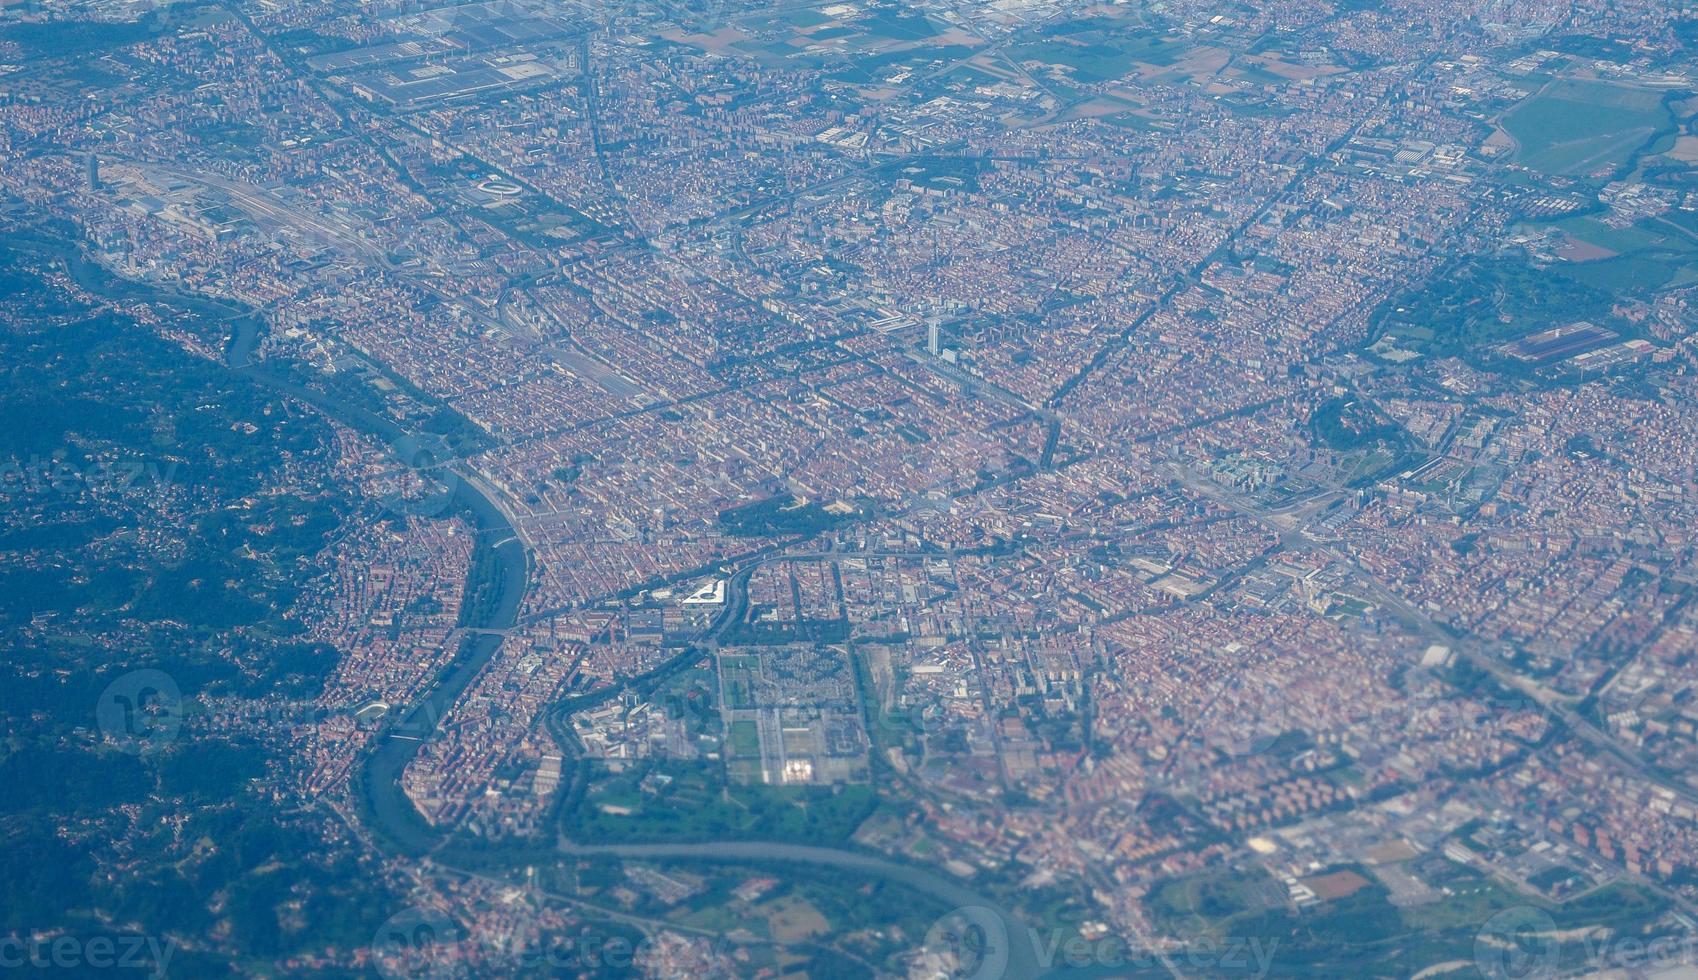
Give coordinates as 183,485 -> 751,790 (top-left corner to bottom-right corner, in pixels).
3,0 -> 1698,976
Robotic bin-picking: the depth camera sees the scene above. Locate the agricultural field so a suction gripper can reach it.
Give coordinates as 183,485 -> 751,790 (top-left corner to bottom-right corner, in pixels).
1545,213 -> 1698,294
1148,858 -> 1678,977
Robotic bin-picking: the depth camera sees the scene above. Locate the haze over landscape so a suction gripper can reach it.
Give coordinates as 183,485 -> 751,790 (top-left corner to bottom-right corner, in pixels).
4,0 -> 1698,976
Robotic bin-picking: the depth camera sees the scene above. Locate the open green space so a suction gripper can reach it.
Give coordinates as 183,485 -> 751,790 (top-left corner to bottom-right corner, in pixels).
0,237 -> 400,961
564,761 -> 880,845
1008,24 -> 1185,82
1503,80 -> 1673,176
1149,860 -> 1675,977
728,718 -> 762,755
1546,213 -> 1698,294
1369,253 -> 1626,374
718,494 -> 870,537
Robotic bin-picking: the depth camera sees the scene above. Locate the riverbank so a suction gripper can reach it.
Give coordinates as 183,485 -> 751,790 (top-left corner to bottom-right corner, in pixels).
34,230 -> 1079,978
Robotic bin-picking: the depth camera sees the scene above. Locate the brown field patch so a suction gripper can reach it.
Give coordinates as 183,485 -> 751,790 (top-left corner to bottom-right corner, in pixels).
1556,234 -> 1618,262
1665,135 -> 1698,163
761,896 -> 830,942
1304,870 -> 1372,901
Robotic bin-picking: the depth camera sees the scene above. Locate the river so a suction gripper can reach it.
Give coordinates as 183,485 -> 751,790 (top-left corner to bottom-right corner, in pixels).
39,232 -> 1106,979
22,230 -> 531,853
